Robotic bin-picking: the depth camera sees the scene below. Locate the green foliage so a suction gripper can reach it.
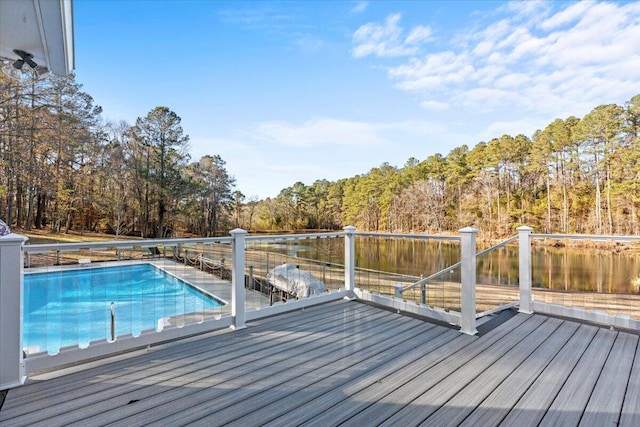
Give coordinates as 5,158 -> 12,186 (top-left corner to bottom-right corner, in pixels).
0,73 -> 237,237
1,69 -> 638,237
251,95 -> 640,236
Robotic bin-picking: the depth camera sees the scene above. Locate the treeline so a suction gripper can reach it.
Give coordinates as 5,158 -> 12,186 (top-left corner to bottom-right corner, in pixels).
251,95 -> 640,238
0,73 -> 236,237
2,71 -> 639,238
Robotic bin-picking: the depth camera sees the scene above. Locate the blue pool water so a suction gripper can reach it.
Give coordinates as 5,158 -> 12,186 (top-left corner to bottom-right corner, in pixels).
23,264 -> 223,354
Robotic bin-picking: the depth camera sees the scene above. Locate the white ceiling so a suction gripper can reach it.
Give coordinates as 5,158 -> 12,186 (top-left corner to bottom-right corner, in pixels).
0,0 -> 74,77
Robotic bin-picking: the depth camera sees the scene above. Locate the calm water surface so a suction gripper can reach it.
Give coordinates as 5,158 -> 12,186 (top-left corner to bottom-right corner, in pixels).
259,237 -> 640,294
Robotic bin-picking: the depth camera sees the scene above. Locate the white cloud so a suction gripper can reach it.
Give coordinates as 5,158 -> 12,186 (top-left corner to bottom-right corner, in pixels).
494,72 -> 530,89
538,1 -> 591,31
351,1 -> 368,14
359,1 -> 640,125
252,118 -> 386,148
192,118 -> 451,198
390,52 -> 475,91
381,119 -> 448,136
421,100 -> 450,111
352,13 -> 434,58
352,13 -> 415,58
405,25 -> 434,45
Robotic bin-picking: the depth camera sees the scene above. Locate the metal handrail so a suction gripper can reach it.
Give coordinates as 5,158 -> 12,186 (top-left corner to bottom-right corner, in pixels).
246,232 -> 343,243
477,235 -> 518,257
23,236 -> 233,253
355,232 -> 460,241
401,262 -> 461,293
532,233 -> 640,243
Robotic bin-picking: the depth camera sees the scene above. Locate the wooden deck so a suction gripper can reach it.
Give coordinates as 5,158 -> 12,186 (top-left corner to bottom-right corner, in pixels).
1,299 -> 639,426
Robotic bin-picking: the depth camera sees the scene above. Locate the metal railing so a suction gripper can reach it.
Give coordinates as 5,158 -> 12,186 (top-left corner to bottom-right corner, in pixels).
528,232 -> 640,322
5,224 -> 640,390
21,238 -> 235,357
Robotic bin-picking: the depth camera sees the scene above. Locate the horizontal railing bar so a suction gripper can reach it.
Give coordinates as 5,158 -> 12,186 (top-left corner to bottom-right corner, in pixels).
531,287 -> 640,296
24,237 -> 234,253
245,250 -> 342,269
355,232 -> 460,241
353,266 -> 418,280
246,232 -> 344,243
532,233 -> 640,243
25,230 -> 464,253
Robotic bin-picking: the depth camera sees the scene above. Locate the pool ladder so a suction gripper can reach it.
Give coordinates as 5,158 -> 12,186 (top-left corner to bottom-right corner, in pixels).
110,302 -> 115,342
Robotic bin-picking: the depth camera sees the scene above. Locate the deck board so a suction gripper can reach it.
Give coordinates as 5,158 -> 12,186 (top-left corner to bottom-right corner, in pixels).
3,301 -> 370,424
424,318 -> 578,426
465,322 -> 596,426
1,301 -> 369,420
157,316 -> 436,426
32,303 -> 390,426
78,307 -> 418,427
580,332 -> 638,426
375,316 -> 554,427
1,300 -> 638,427
619,339 -> 640,427
117,311 -> 425,426
4,300 -> 353,410
236,327 -> 460,427
538,327 -> 618,426
302,313 -> 536,427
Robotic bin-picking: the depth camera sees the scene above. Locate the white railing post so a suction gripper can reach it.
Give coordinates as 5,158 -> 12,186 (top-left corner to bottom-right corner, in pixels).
230,228 -> 247,330
459,227 -> 477,335
0,233 -> 28,390
394,284 -> 403,299
343,225 -> 356,293
517,226 -> 533,314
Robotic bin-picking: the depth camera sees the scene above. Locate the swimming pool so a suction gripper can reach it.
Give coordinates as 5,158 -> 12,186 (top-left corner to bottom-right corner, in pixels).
23,263 -> 224,354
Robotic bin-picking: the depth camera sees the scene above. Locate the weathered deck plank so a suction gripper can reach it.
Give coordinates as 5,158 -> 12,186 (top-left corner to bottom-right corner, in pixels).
619,338 -> 640,427
579,331 -> 638,426
375,315 -> 553,427
464,322 -> 597,426
156,317 -> 439,426
303,313 -> 537,426
4,299 -> 352,409
63,304 -> 424,426
234,327 -> 461,427
425,318 -> 579,426
537,327 -> 618,426
1,301 -> 638,427
31,304 -> 390,426
111,310 -> 428,426
2,301 -> 372,425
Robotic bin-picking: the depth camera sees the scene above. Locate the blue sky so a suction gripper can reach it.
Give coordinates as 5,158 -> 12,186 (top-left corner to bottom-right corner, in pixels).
73,0 -> 640,199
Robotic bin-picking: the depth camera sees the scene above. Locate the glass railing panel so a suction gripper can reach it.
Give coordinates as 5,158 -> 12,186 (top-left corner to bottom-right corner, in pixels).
423,264 -> 462,312
530,236 -> 640,320
475,241 -> 520,314
22,239 -> 229,355
245,233 -> 345,307
355,266 -> 417,298
352,233 -> 461,310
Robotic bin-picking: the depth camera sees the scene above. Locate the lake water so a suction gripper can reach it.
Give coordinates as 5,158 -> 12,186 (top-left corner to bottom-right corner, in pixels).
257,236 -> 640,294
